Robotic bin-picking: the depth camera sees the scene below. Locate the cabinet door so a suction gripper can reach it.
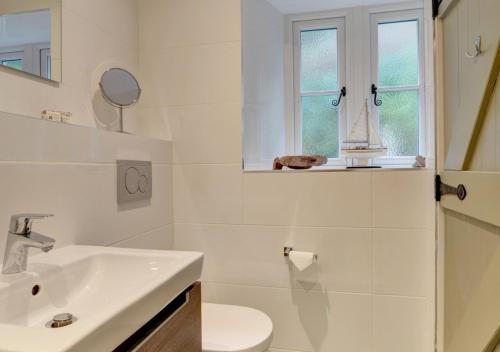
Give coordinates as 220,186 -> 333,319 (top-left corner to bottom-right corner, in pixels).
135,283 -> 201,352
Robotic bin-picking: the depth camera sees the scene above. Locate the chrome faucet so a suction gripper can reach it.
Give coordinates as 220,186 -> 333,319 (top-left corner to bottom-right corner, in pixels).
2,214 -> 55,274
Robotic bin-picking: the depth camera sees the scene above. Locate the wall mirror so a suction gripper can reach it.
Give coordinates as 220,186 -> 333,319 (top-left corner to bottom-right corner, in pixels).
242,0 -> 426,170
0,0 -> 61,82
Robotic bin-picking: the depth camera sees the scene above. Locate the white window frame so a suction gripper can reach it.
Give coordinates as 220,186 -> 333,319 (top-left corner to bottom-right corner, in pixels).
285,5 -> 426,169
292,17 -> 346,165
369,9 -> 426,164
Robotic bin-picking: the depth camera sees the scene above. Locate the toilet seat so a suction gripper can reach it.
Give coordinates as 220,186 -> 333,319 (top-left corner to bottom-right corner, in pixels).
202,303 -> 273,352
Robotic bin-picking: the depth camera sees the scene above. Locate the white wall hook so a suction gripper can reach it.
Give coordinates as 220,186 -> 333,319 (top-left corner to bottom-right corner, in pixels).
465,36 -> 483,59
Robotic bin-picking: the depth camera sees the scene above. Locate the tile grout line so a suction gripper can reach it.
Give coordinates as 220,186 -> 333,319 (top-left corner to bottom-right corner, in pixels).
151,40 -> 241,51
370,165 -> 376,349
0,161 -> 172,166
202,281 -> 431,299
173,222 -> 436,232
108,223 -> 173,247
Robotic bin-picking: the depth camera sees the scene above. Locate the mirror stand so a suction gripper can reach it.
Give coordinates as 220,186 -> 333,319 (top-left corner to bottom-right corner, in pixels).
119,106 -> 124,133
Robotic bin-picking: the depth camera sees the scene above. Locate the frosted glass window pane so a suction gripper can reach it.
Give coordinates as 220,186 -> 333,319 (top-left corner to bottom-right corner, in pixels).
301,29 -> 338,92
301,95 -> 339,158
378,20 -> 419,87
379,90 -> 419,156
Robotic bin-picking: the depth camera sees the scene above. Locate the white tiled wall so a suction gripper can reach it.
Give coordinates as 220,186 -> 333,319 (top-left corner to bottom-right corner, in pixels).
0,0 -> 141,132
138,0 -> 436,351
0,112 -> 174,263
242,0 -> 286,165
175,170 -> 436,352
0,0 -> 175,262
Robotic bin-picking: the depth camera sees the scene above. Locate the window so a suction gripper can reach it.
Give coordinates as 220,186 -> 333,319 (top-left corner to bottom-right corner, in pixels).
371,10 -> 424,158
290,8 -> 425,165
293,18 -> 345,159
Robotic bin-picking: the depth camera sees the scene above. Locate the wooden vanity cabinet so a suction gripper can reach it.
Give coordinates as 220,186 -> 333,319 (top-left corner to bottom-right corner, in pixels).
115,282 -> 202,352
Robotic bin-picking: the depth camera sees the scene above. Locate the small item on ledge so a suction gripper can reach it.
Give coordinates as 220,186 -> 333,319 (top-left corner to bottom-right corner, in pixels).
273,155 -> 327,170
341,100 -> 387,168
413,155 -> 426,168
41,110 -> 72,123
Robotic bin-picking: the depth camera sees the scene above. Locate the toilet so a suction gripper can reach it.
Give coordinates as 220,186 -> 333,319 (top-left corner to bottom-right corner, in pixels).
202,303 -> 273,352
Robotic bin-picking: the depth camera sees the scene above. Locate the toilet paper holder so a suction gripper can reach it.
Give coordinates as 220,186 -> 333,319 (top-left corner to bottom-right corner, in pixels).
284,247 -> 318,261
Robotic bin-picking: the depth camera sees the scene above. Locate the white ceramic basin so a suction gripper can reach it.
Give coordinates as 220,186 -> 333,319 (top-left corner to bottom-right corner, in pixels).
0,245 -> 203,352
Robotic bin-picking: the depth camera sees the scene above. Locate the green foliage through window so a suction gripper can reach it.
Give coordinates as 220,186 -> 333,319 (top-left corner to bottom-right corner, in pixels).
301,29 -> 338,92
378,21 -> 419,87
302,95 -> 339,158
377,20 -> 420,156
379,91 -> 419,156
300,28 -> 340,158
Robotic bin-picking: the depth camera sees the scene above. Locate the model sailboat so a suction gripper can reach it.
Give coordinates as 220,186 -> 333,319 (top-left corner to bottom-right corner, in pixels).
341,99 -> 387,167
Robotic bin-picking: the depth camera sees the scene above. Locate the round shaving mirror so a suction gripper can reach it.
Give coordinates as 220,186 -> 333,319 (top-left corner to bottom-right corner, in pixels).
99,68 -> 141,132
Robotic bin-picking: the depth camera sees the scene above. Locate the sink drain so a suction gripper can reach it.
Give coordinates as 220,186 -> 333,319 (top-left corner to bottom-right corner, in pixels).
49,313 -> 76,328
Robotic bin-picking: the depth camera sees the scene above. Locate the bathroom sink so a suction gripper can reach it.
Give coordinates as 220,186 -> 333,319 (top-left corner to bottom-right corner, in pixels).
0,246 -> 203,352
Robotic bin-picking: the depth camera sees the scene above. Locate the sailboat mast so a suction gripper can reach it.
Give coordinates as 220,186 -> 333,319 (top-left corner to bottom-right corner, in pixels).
366,101 -> 370,147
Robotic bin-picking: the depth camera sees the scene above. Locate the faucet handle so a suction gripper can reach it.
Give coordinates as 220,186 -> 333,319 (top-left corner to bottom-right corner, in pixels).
9,214 -> 54,235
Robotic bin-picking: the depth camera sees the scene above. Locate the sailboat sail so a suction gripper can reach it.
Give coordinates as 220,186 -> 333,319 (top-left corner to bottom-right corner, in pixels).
368,118 -> 383,146
345,102 -> 369,143
341,99 -> 387,159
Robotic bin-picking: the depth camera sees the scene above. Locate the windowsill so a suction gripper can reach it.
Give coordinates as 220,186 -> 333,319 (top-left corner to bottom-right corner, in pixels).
243,165 -> 430,173
243,157 -> 435,173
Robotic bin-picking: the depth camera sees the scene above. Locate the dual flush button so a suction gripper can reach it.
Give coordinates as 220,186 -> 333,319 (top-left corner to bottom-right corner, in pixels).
117,160 -> 153,204
125,167 -> 149,194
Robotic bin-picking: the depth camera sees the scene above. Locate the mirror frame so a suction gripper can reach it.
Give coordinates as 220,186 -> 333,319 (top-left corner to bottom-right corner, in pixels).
99,68 -> 142,109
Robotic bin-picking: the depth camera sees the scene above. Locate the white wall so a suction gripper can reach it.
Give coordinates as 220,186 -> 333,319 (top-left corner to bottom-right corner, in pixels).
242,0 -> 286,166
0,111 -> 174,264
138,0 -> 436,351
0,0 -> 143,133
0,0 -> 176,263
268,0 -> 419,14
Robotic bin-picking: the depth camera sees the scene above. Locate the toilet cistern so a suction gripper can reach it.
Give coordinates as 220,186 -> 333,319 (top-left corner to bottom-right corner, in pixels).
2,214 -> 55,274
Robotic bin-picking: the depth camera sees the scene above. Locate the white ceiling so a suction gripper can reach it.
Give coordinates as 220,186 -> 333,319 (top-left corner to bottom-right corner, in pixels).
266,0 -> 412,14
0,10 -> 51,48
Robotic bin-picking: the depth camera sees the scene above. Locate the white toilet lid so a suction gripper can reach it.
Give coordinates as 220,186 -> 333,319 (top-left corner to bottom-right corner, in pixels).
202,303 -> 273,352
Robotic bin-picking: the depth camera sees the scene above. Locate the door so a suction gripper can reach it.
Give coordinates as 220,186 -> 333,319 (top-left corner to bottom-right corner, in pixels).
435,0 -> 500,351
